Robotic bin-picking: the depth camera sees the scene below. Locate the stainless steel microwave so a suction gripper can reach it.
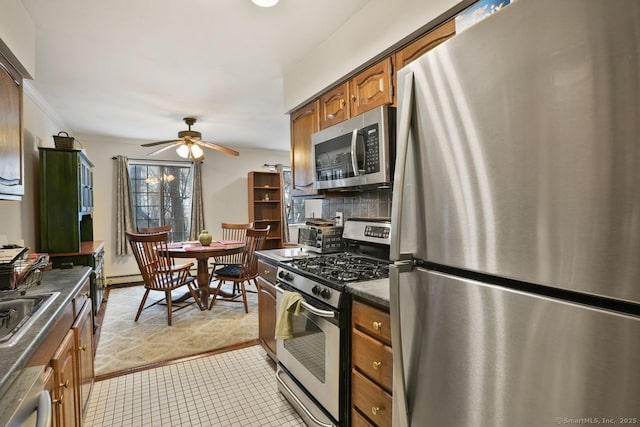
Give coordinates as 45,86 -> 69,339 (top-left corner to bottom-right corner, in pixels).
312,105 -> 396,190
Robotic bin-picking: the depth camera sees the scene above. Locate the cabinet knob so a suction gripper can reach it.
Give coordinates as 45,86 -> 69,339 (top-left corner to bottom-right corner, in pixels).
372,361 -> 382,370
52,394 -> 64,405
371,406 -> 381,416
351,95 -> 357,102
79,344 -> 87,351
340,99 -> 346,108
82,292 -> 90,297
372,321 -> 382,331
59,379 -> 70,389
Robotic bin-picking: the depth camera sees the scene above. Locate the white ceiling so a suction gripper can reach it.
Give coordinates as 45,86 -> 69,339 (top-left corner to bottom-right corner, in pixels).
19,0 -> 371,152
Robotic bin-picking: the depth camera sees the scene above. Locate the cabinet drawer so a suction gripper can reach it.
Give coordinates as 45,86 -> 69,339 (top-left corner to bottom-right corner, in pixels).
73,278 -> 91,318
352,300 -> 391,345
352,369 -> 392,427
258,259 -> 277,284
352,328 -> 393,392
352,408 -> 376,427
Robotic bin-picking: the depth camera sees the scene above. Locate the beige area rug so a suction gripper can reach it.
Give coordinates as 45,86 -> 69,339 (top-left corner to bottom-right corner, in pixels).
94,284 -> 258,376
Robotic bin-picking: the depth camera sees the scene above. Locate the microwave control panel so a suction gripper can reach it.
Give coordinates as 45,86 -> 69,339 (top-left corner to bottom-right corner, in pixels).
363,124 -> 381,174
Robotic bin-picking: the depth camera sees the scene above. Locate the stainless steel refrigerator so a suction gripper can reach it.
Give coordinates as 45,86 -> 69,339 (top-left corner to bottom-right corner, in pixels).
390,0 -> 640,426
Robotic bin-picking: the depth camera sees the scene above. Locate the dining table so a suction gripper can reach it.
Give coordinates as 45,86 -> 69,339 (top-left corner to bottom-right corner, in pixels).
162,240 -> 245,308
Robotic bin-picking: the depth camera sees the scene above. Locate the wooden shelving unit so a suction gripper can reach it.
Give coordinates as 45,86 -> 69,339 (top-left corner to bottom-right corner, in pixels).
248,171 -> 283,250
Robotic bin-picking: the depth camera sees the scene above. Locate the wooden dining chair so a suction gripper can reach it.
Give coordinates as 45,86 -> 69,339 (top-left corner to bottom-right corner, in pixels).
209,222 -> 253,282
208,226 -> 269,313
126,231 -> 202,325
138,224 -> 172,234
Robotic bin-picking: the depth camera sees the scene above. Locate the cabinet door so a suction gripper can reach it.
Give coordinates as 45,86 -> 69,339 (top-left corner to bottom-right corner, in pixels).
349,58 -> 393,117
72,300 -> 94,419
43,367 -> 60,427
290,100 -> 319,195
257,276 -> 277,361
394,20 -> 456,70
51,330 -> 80,427
319,82 -> 350,129
0,54 -> 24,200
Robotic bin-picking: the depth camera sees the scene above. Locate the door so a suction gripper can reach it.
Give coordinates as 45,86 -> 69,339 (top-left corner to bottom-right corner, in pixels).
393,0 -> 640,304
72,300 -> 94,418
51,330 -> 80,427
275,284 -> 341,420
290,100 -> 320,195
257,275 -> 277,360
390,266 -> 640,427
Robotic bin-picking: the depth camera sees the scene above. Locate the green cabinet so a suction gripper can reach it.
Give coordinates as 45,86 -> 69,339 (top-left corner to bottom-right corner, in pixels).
39,148 -> 94,253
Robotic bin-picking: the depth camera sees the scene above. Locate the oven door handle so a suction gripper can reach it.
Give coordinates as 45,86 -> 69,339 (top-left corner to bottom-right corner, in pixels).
275,285 -> 336,318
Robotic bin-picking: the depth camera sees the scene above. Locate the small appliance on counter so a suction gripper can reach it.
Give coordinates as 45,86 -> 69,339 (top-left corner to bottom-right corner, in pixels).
297,223 -> 343,253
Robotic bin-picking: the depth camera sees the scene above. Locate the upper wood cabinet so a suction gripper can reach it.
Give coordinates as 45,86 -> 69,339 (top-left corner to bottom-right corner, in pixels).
349,57 -> 394,118
395,20 -> 456,70
0,53 -> 24,200
290,100 -> 319,195
319,82 -> 350,130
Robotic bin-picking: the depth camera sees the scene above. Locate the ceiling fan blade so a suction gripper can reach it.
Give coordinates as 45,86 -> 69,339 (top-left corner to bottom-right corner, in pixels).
147,142 -> 183,156
141,139 -> 182,147
195,139 -> 240,157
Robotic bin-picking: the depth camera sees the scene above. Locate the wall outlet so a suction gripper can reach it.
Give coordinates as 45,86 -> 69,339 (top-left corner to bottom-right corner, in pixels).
335,212 -> 343,226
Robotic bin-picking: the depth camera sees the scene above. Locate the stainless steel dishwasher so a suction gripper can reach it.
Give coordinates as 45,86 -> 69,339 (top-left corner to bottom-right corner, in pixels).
0,365 -> 52,427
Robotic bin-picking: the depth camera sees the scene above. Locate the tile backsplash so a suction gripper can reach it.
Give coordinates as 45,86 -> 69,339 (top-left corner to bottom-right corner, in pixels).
321,189 -> 392,221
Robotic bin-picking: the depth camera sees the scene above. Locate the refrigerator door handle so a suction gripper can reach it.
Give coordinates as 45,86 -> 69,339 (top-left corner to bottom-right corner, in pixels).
391,71 -> 415,261
390,263 -> 410,427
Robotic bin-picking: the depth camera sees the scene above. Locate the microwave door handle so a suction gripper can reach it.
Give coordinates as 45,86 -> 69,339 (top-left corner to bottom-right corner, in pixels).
350,128 -> 360,176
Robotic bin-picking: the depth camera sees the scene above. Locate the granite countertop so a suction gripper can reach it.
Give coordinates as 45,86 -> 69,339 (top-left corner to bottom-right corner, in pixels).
0,267 -> 92,392
347,279 -> 390,309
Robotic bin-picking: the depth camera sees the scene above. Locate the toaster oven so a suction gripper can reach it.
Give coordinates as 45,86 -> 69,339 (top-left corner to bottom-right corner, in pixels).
297,225 -> 344,253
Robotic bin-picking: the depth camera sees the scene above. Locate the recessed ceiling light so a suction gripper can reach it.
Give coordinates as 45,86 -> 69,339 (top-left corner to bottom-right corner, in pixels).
252,0 -> 279,7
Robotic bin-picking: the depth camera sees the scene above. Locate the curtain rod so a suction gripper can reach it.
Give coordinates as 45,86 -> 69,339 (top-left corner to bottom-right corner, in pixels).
111,156 -> 197,164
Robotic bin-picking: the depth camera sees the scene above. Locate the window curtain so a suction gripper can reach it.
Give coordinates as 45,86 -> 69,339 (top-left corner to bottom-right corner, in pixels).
189,160 -> 205,240
115,155 -> 135,255
276,164 -> 290,243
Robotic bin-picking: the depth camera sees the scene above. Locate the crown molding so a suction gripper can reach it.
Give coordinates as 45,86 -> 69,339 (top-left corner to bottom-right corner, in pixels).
23,80 -> 67,129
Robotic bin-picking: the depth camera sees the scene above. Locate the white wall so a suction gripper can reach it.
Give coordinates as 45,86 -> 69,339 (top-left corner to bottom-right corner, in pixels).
283,0 -> 459,111
0,0 -> 36,77
80,135 -> 289,280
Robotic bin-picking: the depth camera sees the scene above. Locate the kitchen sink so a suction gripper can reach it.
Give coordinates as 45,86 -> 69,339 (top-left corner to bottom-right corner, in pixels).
0,292 -> 60,347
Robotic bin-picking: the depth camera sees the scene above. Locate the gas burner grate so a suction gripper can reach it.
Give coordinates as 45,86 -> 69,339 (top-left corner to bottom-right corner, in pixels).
288,253 -> 389,284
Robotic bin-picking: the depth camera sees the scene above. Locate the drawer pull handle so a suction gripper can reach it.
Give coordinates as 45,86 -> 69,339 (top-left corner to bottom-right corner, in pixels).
371,406 -> 381,416
82,292 -> 90,297
372,361 -> 382,370
52,394 -> 64,405
79,344 -> 87,351
372,321 -> 382,331
264,269 -> 271,274
59,379 -> 70,389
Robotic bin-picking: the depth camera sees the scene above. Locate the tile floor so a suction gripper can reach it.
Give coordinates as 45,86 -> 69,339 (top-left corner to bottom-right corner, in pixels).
85,345 -> 305,427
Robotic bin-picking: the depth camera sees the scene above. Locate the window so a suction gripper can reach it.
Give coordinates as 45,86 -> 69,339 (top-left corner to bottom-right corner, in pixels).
129,160 -> 193,242
282,167 -> 305,225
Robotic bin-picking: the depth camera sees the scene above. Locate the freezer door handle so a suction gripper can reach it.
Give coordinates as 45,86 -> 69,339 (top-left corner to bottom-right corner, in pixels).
391,71 -> 415,261
390,264 -> 409,427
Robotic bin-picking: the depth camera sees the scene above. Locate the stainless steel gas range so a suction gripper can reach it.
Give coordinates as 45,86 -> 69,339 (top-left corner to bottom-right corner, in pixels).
275,218 -> 391,427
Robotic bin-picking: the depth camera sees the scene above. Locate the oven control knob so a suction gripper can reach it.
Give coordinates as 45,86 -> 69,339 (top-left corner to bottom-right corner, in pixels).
311,285 -> 321,295
320,288 -> 331,299
278,270 -> 293,281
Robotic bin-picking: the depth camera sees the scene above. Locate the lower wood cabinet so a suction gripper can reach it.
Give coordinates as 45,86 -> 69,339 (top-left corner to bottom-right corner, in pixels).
351,300 -> 393,427
257,259 -> 278,361
50,330 -> 80,427
31,277 -> 94,427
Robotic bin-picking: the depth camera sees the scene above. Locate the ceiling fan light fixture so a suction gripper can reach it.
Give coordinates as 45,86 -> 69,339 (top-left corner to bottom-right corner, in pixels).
252,0 -> 279,7
190,144 -> 204,160
176,144 -> 190,159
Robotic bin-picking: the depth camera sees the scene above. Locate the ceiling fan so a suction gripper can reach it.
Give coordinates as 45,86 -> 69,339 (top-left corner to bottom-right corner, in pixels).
142,117 -> 240,160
